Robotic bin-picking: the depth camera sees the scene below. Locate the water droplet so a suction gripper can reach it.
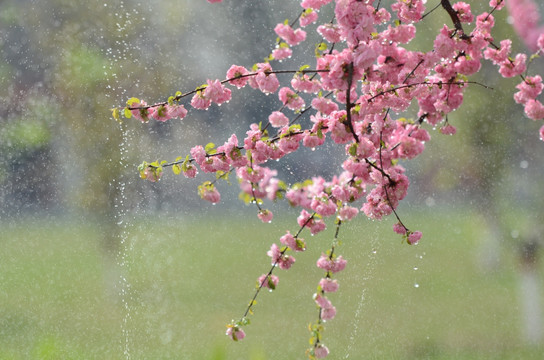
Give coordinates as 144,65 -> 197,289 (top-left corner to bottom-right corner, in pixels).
413,267 -> 418,271
414,283 -> 419,288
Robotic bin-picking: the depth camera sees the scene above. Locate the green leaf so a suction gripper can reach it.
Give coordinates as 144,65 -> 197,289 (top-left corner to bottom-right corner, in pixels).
288,124 -> 301,133
124,107 -> 132,119
268,277 -> 276,290
205,142 -> 216,153
175,91 -> 182,97
348,143 -> 358,157
239,192 -> 252,204
172,164 -> 181,175
181,155 -> 190,172
111,107 -> 119,120
126,97 -> 140,106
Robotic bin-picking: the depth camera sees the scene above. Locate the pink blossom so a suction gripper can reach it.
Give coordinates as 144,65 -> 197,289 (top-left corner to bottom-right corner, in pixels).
353,40 -> 379,69
128,100 -> 151,122
207,0 -> 222,3
538,33 -> 544,52
316,254 -> 347,273
272,46 -> 292,61
452,2 -> 473,23
152,104 -> 178,122
322,306 -> 337,321
391,0 -> 425,23
328,111 -> 353,144
314,294 -> 336,320
514,76 -> 543,105
338,206 -> 358,221
226,65 -> 249,88
258,274 -> 279,290
407,231 -> 422,245
278,87 -> 305,111
335,0 -> 375,46
434,26 -> 456,59
317,24 -> 342,44
254,63 -> 280,94
297,209 -> 327,235
244,123 -> 262,150
311,194 -> 337,217
169,104 -> 188,120
142,166 -> 161,182
303,131 -> 325,148
277,127 -> 302,154
397,136 -> 424,159
506,0 -> 544,51
483,39 -> 511,65
237,165 -> 265,183
190,91 -> 211,110
291,75 -> 321,93
440,124 -> 457,135
455,56 -> 481,76
267,243 -> 296,270
540,125 -> 544,141
381,24 -> 416,44
226,326 -> 245,341
258,209 -> 274,223
524,99 -> 544,120
204,79 -> 231,105
274,23 -> 306,46
198,183 -> 221,204
498,53 -> 527,78
182,163 -> 198,178
311,97 -> 338,115
301,0 -> 332,11
393,222 -> 407,235
314,344 -> 330,358
319,278 -> 339,293
300,10 -> 318,27
475,12 -> 495,35
280,231 -> 305,252
190,145 -> 207,167
314,293 -> 332,309
489,0 -> 505,10
219,134 -> 247,168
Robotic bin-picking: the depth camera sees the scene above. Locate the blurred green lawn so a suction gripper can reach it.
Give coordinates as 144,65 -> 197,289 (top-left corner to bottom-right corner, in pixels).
1,208 -> 543,359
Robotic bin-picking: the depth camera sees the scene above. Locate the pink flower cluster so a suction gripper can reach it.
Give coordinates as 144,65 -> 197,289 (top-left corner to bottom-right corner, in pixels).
506,0 -> 544,52
190,79 -> 232,110
274,23 -> 306,46
257,273 -> 279,290
135,0 -> 544,353
128,99 -> 188,123
514,75 -> 544,120
225,325 -> 245,341
267,243 -> 296,270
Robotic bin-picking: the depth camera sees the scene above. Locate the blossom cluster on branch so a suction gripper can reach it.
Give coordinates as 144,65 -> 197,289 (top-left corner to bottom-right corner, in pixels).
113,0 -> 544,357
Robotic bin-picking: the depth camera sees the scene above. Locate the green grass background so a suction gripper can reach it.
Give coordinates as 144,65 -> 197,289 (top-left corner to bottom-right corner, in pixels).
1,207 -> 543,359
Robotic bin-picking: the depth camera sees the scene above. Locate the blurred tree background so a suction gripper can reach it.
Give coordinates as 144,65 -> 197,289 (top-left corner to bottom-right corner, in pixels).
0,0 -> 543,358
